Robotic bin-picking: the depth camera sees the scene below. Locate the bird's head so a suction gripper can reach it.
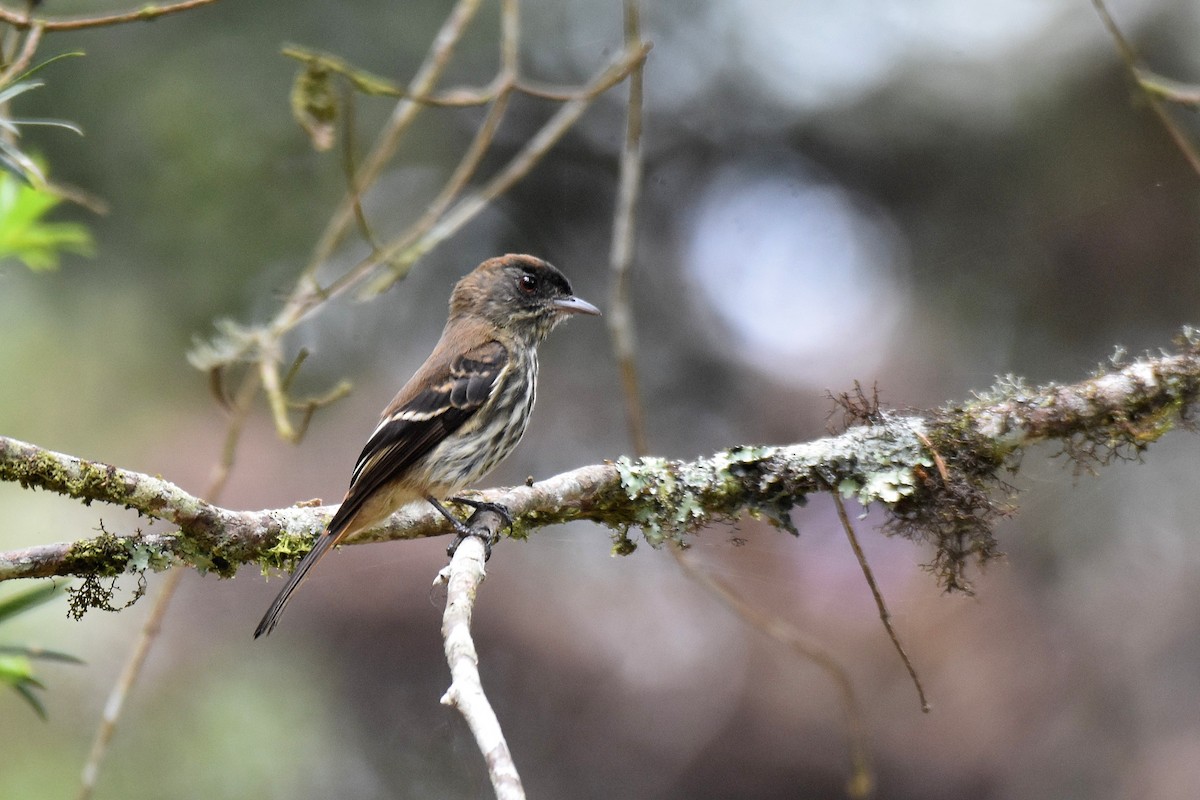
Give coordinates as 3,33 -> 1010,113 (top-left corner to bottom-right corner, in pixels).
450,254 -> 601,341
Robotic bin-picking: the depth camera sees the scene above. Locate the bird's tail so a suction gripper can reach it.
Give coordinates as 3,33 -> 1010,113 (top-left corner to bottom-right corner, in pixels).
253,530 -> 339,638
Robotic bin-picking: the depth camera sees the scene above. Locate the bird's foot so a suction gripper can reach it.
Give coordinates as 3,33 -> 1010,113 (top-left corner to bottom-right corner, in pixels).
450,496 -> 513,530
427,495 -> 510,560
445,497 -> 512,560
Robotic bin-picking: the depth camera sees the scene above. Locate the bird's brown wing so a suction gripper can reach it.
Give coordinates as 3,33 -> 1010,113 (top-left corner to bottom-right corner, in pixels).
328,338 -> 509,540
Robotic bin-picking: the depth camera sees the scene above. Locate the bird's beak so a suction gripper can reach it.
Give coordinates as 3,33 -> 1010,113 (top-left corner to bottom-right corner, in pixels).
554,295 -> 601,316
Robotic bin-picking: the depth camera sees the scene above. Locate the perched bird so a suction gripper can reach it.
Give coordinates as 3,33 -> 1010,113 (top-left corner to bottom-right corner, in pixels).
254,254 -> 600,637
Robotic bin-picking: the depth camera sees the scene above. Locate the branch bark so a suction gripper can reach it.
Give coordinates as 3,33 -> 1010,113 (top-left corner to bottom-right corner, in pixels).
2,333 -> 1199,592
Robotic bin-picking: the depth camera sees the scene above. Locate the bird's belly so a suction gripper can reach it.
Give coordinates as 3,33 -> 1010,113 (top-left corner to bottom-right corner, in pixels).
419,376 -> 536,492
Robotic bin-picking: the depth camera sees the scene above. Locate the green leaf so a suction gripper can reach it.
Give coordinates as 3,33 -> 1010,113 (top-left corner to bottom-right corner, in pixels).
0,645 -> 85,664
0,653 -> 35,683
0,584 -> 82,719
0,168 -> 94,270
0,57 -> 86,186
0,653 -> 49,719
0,79 -> 43,106
12,51 -> 85,84
0,583 -> 58,624
11,679 -> 48,720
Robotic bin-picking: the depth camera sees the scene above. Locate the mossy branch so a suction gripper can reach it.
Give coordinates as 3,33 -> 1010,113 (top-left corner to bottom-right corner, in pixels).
2,331 -> 1199,594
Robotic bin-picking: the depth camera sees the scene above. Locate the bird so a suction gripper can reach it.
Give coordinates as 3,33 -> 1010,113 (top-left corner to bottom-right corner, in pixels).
254,254 -> 600,637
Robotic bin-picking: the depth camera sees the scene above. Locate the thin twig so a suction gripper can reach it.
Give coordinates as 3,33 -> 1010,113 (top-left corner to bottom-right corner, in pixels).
0,0 -> 221,32
512,79 -> 604,102
499,0 -> 518,76
74,369 -> 261,800
74,567 -> 183,800
0,22 -> 42,87
339,86 -> 382,253
360,41 -> 652,297
259,351 -> 298,443
436,512 -> 525,800
1092,0 -> 1200,177
278,44 -> 620,107
1135,68 -> 1200,106
297,0 -> 484,289
831,492 -> 929,713
606,0 -> 649,456
347,0 -> 521,296
281,45 -> 405,99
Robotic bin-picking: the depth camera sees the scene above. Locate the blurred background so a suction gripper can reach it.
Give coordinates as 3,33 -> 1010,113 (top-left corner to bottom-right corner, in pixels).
2,0 -> 1200,798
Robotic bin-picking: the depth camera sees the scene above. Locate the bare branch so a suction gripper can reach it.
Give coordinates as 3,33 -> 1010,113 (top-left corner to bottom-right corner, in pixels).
0,22 -> 42,86
607,0 -> 649,457
297,0 -> 485,286
0,0 -> 221,32
1092,0 -> 1200,177
358,40 -> 653,298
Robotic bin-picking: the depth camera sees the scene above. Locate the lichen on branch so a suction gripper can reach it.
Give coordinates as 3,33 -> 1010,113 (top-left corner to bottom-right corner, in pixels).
2,331 -> 1199,611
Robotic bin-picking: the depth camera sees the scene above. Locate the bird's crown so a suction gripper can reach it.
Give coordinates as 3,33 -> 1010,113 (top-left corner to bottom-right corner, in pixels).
449,254 -> 596,339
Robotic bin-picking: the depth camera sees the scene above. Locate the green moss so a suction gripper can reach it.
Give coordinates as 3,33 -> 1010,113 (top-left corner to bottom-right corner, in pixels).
258,529 -> 316,575
609,527 -> 637,556
938,403 -> 1012,466
62,529 -> 130,577
506,510 -> 535,542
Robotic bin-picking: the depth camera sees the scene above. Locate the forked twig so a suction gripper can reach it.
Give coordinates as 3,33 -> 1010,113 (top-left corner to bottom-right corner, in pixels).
358,40 -> 652,298
1092,0 -> 1200,177
298,0 -> 485,282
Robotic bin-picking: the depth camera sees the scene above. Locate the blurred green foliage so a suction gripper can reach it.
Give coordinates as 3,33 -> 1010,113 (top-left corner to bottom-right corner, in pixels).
0,583 -> 81,719
0,53 -> 84,186
0,169 -> 94,270
0,52 -> 92,270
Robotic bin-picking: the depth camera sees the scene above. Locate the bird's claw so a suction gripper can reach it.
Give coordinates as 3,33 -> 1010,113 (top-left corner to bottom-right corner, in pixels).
450,496 -> 514,530
446,527 -> 500,560
445,498 -> 512,560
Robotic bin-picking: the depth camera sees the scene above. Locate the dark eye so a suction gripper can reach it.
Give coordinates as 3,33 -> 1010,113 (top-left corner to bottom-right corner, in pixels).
518,273 -> 538,295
